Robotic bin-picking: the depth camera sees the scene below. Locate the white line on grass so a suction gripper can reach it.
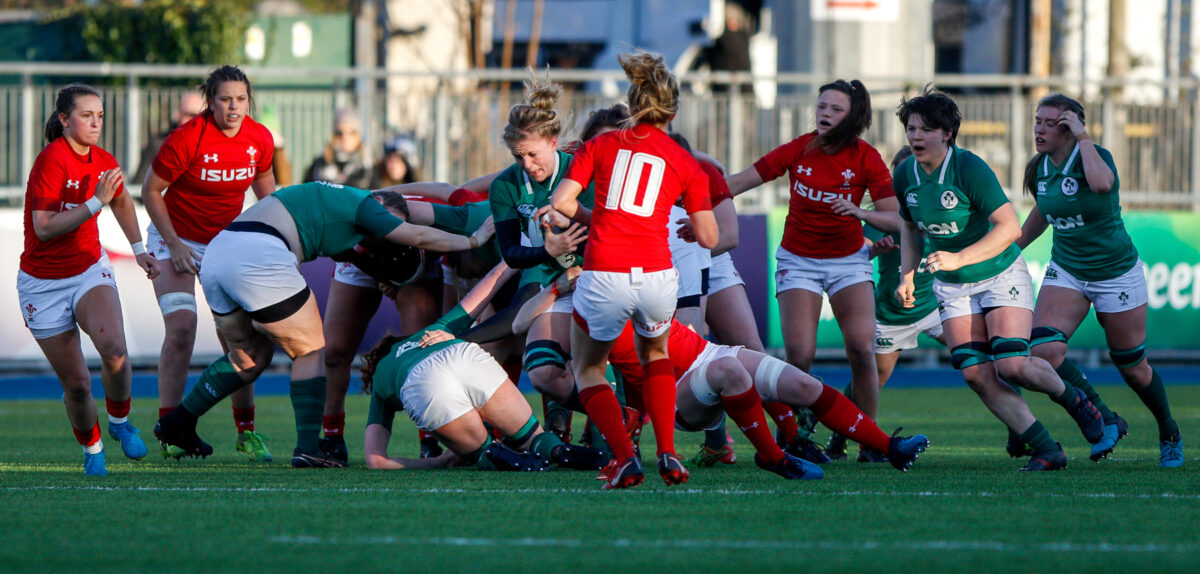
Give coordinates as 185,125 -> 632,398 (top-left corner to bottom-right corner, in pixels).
5,485 -> 1200,501
265,535 -> 1199,554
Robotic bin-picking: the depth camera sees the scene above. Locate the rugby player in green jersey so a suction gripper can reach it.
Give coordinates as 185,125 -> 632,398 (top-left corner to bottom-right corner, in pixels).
893,87 -> 1107,471
1017,94 -> 1182,467
154,182 -> 492,467
358,262 -> 608,472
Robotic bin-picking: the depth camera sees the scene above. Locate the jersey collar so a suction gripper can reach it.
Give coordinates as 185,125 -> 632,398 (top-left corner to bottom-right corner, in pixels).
914,146 -> 954,185
1041,143 -> 1080,178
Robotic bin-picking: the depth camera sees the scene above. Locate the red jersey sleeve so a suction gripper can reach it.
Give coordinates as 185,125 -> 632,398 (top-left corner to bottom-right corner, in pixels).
252,121 -> 275,178
700,161 -> 733,206
151,122 -> 197,183
448,188 -> 487,206
752,137 -> 803,183
26,155 -> 65,212
862,143 -> 895,201
679,159 -> 712,214
563,138 -> 597,187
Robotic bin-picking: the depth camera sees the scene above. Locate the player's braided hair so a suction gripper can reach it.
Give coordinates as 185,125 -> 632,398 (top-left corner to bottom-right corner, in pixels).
1022,93 -> 1088,196
502,67 -> 564,146
896,84 -> 962,147
199,65 -> 255,116
579,103 -> 630,142
619,51 -> 679,128
811,79 -> 872,154
359,334 -> 406,393
44,84 -> 101,142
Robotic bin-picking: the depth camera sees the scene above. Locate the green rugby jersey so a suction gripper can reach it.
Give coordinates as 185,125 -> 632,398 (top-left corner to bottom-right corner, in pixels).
488,150 -> 593,287
366,304 -> 476,431
1032,143 -> 1137,281
273,181 -> 403,261
431,201 -> 502,268
894,147 -> 1020,284
867,224 -> 937,326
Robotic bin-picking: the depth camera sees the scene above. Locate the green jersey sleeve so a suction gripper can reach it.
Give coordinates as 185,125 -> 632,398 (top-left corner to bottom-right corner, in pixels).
432,304 -> 475,337
958,153 -> 1009,217
354,196 -> 405,238
893,159 -> 916,222
431,203 -> 471,234
366,393 -> 400,433
488,167 -> 523,223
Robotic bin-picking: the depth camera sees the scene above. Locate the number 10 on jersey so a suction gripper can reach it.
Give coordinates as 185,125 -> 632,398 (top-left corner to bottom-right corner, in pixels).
605,149 -> 665,217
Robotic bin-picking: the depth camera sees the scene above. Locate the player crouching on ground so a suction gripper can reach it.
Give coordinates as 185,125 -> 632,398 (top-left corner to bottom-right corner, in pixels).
359,262 -> 610,471
515,276 -> 931,480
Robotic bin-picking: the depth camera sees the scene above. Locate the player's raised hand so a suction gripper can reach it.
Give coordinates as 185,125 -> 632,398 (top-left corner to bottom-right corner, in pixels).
544,221 -> 586,257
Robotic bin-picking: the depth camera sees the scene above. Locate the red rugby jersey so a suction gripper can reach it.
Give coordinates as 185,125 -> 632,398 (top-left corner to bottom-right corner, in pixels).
565,124 -> 711,272
607,319 -> 710,390
21,137 -> 124,279
151,112 -> 274,244
699,160 -> 733,207
753,132 -> 893,258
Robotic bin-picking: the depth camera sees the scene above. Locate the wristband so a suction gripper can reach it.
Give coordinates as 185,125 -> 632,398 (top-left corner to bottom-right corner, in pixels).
1075,130 -> 1090,142
469,235 -> 480,249
130,241 -> 146,256
550,283 -> 560,298
84,196 -> 103,215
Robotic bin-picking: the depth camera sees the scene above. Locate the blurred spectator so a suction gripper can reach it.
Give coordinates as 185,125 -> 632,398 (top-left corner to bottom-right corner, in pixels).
134,92 -> 203,184
705,3 -> 753,94
371,134 -> 422,188
304,108 -> 373,188
257,105 -> 293,187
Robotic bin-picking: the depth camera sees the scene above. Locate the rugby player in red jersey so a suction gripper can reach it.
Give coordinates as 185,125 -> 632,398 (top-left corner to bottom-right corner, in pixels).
726,80 -> 899,463
543,52 -> 718,489
141,66 -> 278,461
18,84 -> 159,475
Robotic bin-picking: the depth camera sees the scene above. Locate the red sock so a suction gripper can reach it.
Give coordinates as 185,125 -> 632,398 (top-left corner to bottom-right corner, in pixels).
764,401 -> 798,443
642,359 -> 677,456
233,406 -> 255,433
322,412 -> 345,437
721,389 -> 785,464
809,385 -> 891,453
72,421 -> 102,447
580,384 -> 636,460
418,429 -> 435,441
105,397 -> 131,419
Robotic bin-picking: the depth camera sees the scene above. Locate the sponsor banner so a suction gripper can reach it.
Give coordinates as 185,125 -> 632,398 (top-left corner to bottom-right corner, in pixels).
763,209 -> 1200,350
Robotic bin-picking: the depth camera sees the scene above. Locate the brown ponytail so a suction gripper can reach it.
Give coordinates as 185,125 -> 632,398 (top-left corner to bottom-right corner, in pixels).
502,67 -> 564,146
360,334 -> 406,393
618,51 -> 679,128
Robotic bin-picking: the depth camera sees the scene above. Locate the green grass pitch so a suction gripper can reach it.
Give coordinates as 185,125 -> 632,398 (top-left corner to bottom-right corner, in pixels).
1,385 -> 1198,573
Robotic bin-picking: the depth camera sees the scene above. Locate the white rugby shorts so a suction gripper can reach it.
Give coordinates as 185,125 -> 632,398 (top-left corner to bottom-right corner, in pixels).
573,268 -> 678,341
934,257 -> 1035,321
199,228 -> 308,315
775,243 -> 873,297
875,309 -> 943,353
401,342 -> 508,431
1040,259 -> 1148,314
17,253 -> 117,339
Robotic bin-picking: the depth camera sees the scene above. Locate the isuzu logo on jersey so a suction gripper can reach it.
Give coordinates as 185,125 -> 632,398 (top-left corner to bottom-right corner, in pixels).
204,153 -> 218,163
200,167 -> 255,182
66,180 -> 80,189
1061,177 -> 1079,196
792,181 -> 850,204
939,190 -> 959,209
796,165 -> 812,176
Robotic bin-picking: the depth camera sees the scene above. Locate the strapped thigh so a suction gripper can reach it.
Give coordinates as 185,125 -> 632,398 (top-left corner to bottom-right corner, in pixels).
1030,326 -> 1068,347
950,341 -> 992,370
524,339 -> 569,371
1108,342 -> 1147,369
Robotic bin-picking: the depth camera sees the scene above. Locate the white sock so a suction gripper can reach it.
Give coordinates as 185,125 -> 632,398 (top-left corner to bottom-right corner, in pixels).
108,414 -> 128,425
82,440 -> 104,455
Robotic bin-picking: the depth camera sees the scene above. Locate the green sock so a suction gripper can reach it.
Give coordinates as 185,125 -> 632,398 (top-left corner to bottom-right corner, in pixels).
704,417 -> 729,449
609,366 -> 627,406
585,419 -> 608,453
290,376 -> 326,454
504,415 -> 539,450
530,431 -> 564,461
1133,368 -> 1180,440
795,407 -> 818,439
1049,382 -> 1078,409
471,435 -> 495,469
1019,420 -> 1058,455
1056,358 -> 1116,422
181,355 -> 247,417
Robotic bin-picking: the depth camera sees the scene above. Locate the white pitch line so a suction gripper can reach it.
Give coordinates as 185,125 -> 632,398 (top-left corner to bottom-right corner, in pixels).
3,485 -> 1200,501
265,535 -> 1200,554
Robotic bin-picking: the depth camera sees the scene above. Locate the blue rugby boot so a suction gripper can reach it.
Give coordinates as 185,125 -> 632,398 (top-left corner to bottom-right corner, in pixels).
755,452 -> 824,480
1090,413 -> 1128,462
1160,432 -> 1184,468
83,448 -> 108,477
108,420 -> 148,460
888,431 -> 929,472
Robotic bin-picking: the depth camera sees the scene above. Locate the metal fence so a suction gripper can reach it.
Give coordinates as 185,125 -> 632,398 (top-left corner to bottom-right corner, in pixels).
2,63 -> 1200,212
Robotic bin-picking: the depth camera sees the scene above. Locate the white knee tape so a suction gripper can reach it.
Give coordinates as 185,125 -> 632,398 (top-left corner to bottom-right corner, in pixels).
158,292 -> 197,315
753,355 -> 789,402
688,362 -> 723,406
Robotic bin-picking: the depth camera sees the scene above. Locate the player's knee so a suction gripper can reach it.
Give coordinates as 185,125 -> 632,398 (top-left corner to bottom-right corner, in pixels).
528,365 -> 570,398
93,336 -> 128,365
707,357 -> 750,395
1108,343 -> 1147,370
61,376 -> 92,399
950,341 -> 992,371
